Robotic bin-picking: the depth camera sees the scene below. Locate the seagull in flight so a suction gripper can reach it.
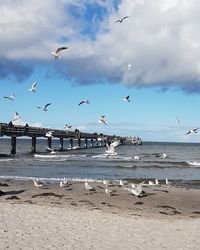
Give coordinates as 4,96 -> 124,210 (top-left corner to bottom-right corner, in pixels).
45,131 -> 54,138
122,95 -> 131,102
185,128 -> 199,135
28,81 -> 37,93
4,94 -> 15,101
12,112 -> 20,122
116,16 -> 129,23
105,140 -> 120,155
37,103 -> 51,111
51,46 -> 69,59
65,124 -> 72,129
78,99 -> 90,106
128,63 -> 132,70
98,115 -> 107,125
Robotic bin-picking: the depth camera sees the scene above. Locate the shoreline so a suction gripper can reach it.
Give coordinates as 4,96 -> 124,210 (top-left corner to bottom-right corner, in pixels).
1,179 -> 200,249
1,178 -> 200,219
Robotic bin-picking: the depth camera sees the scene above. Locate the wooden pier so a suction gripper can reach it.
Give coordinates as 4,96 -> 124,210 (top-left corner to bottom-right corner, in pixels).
0,123 -> 126,155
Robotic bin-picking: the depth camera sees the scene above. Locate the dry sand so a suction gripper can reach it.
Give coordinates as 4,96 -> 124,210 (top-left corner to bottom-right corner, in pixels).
1,179 -> 200,249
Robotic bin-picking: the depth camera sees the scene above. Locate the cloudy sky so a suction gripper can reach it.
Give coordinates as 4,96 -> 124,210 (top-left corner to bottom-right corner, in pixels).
1,0 -> 200,142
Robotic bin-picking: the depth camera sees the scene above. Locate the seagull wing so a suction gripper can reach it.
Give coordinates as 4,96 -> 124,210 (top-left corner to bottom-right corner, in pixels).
111,140 -> 120,148
115,19 -> 121,23
78,100 -> 84,106
122,16 -> 129,21
44,103 -> 51,109
56,47 -> 69,53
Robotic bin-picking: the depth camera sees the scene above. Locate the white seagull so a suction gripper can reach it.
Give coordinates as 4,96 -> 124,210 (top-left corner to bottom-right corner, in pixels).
51,46 -> 69,59
4,94 -> 15,101
33,179 -> 44,189
128,63 -> 132,71
185,128 -> 199,135
12,112 -> 20,122
105,187 -> 114,196
37,103 -> 51,111
176,117 -> 180,124
85,181 -> 96,191
78,99 -> 90,106
46,147 -> 56,154
102,179 -> 112,186
45,131 -> 54,138
60,178 -> 69,188
105,140 -> 120,155
122,95 -> 131,102
115,16 -> 129,23
28,81 -> 37,93
99,115 -> 107,125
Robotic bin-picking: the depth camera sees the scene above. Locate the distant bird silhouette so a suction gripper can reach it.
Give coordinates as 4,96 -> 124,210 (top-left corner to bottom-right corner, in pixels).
37,103 -> 51,111
65,124 -> 72,129
116,16 -> 129,23
12,112 -> 20,122
28,82 -> 37,93
122,95 -> 131,102
78,99 -> 90,106
176,117 -> 180,124
185,128 -> 199,135
4,94 -> 15,101
99,115 -> 107,125
51,47 -> 69,59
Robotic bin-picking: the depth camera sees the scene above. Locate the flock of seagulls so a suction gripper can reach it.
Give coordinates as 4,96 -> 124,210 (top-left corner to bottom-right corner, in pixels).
33,177 -> 172,199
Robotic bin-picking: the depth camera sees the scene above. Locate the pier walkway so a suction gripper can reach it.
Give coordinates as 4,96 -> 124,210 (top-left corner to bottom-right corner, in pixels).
0,122 -> 126,155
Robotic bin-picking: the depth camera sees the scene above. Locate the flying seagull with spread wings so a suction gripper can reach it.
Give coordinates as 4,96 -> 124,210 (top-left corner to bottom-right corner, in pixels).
185,128 -> 199,135
4,94 -> 15,101
122,95 -> 131,102
116,16 -> 129,23
78,99 -> 90,106
51,47 -> 69,59
98,115 -> 107,125
28,82 -> 37,93
37,103 -> 51,111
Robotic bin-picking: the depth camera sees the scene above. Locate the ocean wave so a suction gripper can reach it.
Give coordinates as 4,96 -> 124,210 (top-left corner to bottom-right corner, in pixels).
186,161 -> 200,167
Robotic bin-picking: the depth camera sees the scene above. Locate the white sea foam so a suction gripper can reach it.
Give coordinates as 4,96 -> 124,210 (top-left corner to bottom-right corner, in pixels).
187,161 -> 200,167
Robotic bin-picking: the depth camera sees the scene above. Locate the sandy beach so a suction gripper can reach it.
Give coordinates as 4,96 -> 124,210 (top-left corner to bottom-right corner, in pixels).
1,179 -> 200,249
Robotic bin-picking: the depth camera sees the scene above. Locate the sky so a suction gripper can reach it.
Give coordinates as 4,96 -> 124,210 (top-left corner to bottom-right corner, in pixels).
1,0 -> 200,142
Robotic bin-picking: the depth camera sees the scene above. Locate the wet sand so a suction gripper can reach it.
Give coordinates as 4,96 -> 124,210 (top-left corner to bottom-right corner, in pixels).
1,179 -> 200,249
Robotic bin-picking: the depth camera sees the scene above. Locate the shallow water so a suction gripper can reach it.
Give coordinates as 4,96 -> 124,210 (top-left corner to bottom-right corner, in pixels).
0,138 -> 200,187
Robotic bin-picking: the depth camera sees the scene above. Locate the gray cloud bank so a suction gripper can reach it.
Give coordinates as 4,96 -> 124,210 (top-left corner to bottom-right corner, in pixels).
1,0 -> 200,93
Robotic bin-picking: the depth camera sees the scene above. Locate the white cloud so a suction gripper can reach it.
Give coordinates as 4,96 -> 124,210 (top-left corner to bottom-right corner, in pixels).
1,0 -> 200,92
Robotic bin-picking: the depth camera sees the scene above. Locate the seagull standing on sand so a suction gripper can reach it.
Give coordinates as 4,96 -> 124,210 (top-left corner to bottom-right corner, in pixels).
85,182 -> 96,191
33,179 -> 44,189
105,140 -> 120,155
78,99 -> 90,106
103,179 -> 112,186
115,16 -> 129,23
28,82 -> 37,93
122,95 -> 131,102
37,103 -> 51,111
99,115 -> 107,125
4,94 -> 15,101
165,179 -> 172,186
185,128 -> 199,135
105,187 -> 114,196
60,178 -> 69,188
51,47 -> 69,59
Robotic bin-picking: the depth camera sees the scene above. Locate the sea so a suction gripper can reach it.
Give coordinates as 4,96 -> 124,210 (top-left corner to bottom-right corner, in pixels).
0,138 -> 200,188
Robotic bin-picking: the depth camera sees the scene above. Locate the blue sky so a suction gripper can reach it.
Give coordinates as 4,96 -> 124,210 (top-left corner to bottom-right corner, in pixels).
1,0 -> 200,142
